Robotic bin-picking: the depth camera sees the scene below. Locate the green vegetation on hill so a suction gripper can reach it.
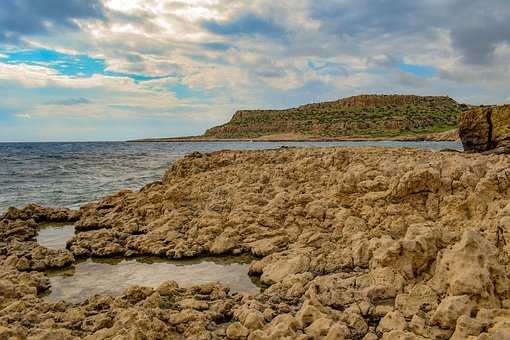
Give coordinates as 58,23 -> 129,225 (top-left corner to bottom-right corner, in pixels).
205,94 -> 468,138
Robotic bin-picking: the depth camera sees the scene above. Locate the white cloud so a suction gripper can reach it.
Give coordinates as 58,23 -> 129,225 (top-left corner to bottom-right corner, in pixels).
15,113 -> 31,119
0,63 -> 141,91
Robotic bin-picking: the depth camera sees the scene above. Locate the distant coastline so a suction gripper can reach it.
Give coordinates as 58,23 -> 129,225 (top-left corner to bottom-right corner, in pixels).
128,129 -> 460,143
130,94 -> 465,143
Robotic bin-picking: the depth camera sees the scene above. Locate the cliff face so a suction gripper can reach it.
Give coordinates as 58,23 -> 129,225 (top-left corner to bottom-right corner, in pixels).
459,105 -> 510,152
205,94 -> 467,138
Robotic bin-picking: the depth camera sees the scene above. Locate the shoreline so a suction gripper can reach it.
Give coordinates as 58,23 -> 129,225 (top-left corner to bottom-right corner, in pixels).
127,128 -> 461,143
127,135 -> 460,143
2,146 -> 509,338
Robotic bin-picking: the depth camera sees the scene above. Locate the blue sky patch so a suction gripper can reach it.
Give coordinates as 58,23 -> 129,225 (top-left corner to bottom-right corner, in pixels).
1,48 -> 168,82
399,63 -> 438,77
3,49 -> 105,77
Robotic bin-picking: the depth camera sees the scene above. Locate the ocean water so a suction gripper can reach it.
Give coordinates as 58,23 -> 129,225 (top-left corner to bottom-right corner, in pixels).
0,141 -> 462,213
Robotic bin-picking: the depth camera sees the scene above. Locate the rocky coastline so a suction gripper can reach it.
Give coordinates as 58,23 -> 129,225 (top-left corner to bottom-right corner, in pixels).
128,129 -> 459,144
2,146 -> 510,339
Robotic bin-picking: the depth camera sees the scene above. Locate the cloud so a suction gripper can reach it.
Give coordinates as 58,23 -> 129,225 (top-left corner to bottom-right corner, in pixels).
1,0 -> 510,141
200,42 -> 231,51
15,113 -> 31,119
449,1 -> 510,64
309,0 -> 510,66
44,97 -> 92,106
0,0 -> 105,42
202,12 -> 286,38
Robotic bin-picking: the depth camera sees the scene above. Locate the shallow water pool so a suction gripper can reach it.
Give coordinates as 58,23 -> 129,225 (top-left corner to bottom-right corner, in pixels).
37,223 -> 75,250
46,256 -> 260,303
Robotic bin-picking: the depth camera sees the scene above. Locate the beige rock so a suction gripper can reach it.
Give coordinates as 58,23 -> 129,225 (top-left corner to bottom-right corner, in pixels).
451,315 -> 483,339
377,310 -> 407,333
210,231 -> 236,254
431,230 -> 508,299
395,284 -> 438,318
260,254 -> 310,284
382,330 -> 427,339
389,166 -> 441,198
362,333 -> 378,340
244,311 -> 265,330
265,314 -> 299,338
226,322 -> 249,339
432,295 -> 476,329
305,317 -> 332,337
4,147 -> 510,339
248,236 -> 288,256
296,300 -> 327,328
325,322 -> 350,340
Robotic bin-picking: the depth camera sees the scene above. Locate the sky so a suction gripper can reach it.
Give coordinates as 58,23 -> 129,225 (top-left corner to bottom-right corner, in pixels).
0,0 -> 509,141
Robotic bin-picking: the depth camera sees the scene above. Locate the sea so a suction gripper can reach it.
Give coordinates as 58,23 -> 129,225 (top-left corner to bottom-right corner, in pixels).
0,140 -> 462,214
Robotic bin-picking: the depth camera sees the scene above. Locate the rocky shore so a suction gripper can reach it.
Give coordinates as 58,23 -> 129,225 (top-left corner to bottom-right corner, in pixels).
2,146 -> 510,339
128,128 -> 459,143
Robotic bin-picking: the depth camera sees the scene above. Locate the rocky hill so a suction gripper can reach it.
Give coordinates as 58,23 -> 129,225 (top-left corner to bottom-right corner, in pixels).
205,94 -> 468,138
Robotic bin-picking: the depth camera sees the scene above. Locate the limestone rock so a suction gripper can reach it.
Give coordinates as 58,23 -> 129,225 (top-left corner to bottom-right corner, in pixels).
459,105 -> 510,152
431,295 -> 475,329
226,322 -> 249,339
3,147 -> 510,339
377,310 -> 407,333
260,254 -> 310,284
431,230 -> 509,299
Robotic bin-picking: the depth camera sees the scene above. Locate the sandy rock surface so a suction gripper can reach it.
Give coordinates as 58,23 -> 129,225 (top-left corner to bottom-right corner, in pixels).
2,146 -> 510,339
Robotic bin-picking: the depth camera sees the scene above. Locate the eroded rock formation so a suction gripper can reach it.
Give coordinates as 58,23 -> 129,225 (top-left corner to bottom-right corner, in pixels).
2,147 -> 510,339
459,105 -> 510,152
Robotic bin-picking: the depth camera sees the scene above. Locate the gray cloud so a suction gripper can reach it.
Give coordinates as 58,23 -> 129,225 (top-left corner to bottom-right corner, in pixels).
202,12 -> 286,38
0,0 -> 105,42
309,0 -> 510,65
200,42 -> 232,52
310,0 -> 434,36
44,97 -> 92,106
449,1 -> 510,64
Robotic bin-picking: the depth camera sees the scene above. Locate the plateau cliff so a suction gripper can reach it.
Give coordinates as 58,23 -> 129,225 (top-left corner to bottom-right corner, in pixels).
205,94 -> 467,139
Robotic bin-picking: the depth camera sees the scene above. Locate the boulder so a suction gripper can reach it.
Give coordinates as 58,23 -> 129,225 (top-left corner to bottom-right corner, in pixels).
459,105 -> 510,152
431,295 -> 475,329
